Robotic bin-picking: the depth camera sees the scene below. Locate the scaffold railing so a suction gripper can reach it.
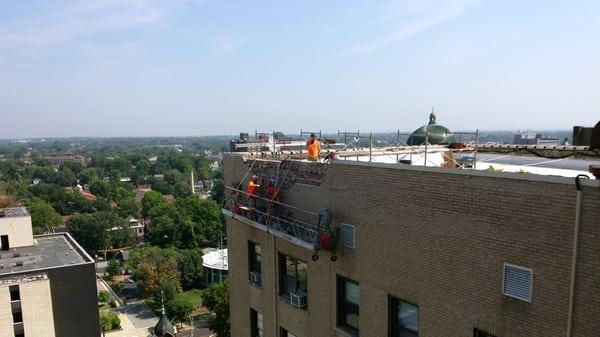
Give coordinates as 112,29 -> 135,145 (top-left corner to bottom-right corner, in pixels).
222,186 -> 325,248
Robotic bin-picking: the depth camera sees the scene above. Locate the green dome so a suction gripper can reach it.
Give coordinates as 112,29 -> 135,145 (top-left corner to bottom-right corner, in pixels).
406,111 -> 455,145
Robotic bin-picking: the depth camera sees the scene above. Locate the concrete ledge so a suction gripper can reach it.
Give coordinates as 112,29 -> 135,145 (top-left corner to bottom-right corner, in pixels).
333,159 -> 600,188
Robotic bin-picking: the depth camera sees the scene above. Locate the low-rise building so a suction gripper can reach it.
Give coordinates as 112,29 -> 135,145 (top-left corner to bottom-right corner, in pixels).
0,207 -> 100,337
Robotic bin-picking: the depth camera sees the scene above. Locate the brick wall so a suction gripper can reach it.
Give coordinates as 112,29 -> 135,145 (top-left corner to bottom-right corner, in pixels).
226,155 -> 600,337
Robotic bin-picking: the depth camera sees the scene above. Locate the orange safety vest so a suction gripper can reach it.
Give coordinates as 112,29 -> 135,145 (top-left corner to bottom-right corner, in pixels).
308,140 -> 321,158
247,181 -> 259,198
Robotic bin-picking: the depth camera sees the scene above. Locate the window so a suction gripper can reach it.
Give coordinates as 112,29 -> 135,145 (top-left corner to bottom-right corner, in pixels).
280,327 -> 298,337
340,224 -> 355,248
9,285 -> 20,301
249,242 -> 262,285
337,276 -> 359,336
12,312 -> 23,323
389,297 -> 419,337
14,322 -> 24,337
279,254 -> 308,301
250,308 -> 264,337
503,263 -> 533,302
474,328 -> 497,337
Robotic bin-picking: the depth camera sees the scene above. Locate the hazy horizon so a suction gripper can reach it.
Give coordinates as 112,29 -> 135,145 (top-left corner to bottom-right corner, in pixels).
1,0 -> 599,138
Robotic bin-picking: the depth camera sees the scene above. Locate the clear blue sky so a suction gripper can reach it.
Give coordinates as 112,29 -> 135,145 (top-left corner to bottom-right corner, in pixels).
1,0 -> 599,138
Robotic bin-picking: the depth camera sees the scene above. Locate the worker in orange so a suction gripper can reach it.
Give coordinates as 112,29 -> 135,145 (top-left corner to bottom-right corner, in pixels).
247,175 -> 260,208
306,133 -> 321,161
266,178 -> 279,204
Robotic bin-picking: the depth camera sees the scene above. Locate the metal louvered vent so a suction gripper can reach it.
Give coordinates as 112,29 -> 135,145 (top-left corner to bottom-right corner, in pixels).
503,263 -> 533,302
340,224 -> 355,249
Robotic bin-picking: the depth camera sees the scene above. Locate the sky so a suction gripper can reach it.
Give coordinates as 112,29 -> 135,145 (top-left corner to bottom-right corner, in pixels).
0,0 -> 599,138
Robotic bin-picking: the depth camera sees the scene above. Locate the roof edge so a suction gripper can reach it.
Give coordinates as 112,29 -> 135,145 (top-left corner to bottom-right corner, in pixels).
333,159 -> 600,188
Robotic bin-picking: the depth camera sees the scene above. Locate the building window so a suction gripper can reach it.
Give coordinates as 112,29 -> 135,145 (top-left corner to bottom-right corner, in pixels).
340,223 -> 355,248
389,296 -> 419,337
12,311 -> 23,323
337,276 -> 359,336
249,242 -> 262,285
280,327 -> 298,337
9,285 -> 20,301
14,322 -> 24,337
474,328 -> 497,337
250,308 -> 264,337
279,254 -> 308,307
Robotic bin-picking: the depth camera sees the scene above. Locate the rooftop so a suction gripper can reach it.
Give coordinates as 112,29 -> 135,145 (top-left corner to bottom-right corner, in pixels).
0,233 -> 92,276
202,248 -> 228,271
0,207 -> 29,218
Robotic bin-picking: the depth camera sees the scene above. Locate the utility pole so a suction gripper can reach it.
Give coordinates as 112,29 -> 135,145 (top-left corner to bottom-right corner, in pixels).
190,315 -> 194,337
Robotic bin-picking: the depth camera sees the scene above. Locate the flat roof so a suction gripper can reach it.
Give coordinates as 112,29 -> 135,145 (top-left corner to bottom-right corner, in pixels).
0,207 -> 29,218
202,248 -> 228,271
0,233 -> 92,276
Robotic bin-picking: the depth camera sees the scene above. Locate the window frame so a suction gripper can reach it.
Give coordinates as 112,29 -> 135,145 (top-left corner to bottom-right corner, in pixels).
474,328 -> 497,337
9,285 -> 20,302
388,296 -> 419,337
280,327 -> 298,337
278,253 -> 308,298
248,241 -> 262,284
340,223 -> 356,249
337,276 -> 360,336
250,308 -> 264,337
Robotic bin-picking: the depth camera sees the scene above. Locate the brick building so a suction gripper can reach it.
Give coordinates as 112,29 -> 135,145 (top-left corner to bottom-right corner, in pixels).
0,207 -> 101,337
223,151 -> 600,337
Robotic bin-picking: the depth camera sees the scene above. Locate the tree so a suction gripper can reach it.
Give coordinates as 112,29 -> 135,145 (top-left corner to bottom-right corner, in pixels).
98,291 -> 111,303
55,166 -> 77,187
211,179 -> 225,205
179,249 -> 203,289
128,247 -> 181,299
67,212 -> 131,254
202,282 -> 230,337
141,190 -> 167,218
166,294 -> 194,325
67,213 -> 107,254
100,310 -> 121,332
27,198 -> 61,233
106,259 -> 120,279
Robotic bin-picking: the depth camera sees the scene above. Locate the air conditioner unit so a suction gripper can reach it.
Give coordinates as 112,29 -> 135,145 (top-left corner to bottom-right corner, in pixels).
289,291 -> 307,309
249,271 -> 261,284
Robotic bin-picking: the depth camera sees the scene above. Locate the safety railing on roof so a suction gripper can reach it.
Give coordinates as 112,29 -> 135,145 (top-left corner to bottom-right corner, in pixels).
222,186 -> 326,249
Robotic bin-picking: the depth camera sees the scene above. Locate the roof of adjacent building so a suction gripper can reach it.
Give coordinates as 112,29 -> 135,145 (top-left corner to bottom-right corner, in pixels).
0,207 -> 29,218
202,248 -> 228,271
0,233 -> 93,276
154,314 -> 176,337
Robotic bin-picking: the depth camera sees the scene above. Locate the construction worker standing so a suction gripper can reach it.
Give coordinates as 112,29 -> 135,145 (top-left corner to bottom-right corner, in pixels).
307,133 -> 321,161
247,175 -> 260,208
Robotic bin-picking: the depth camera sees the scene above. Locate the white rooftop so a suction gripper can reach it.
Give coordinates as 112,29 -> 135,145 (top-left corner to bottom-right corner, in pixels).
202,248 -> 228,271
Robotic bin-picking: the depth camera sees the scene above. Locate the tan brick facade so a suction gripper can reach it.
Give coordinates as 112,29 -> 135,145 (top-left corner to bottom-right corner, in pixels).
225,154 -> 600,337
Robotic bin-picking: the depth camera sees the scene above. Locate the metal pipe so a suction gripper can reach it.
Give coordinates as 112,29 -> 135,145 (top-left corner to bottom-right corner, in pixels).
424,131 -> 429,166
474,129 -> 479,170
224,186 -> 319,216
369,132 -> 373,163
566,175 -> 588,337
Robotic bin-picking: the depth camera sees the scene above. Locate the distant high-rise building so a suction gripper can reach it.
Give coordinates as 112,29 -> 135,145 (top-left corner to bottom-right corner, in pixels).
0,207 -> 100,337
